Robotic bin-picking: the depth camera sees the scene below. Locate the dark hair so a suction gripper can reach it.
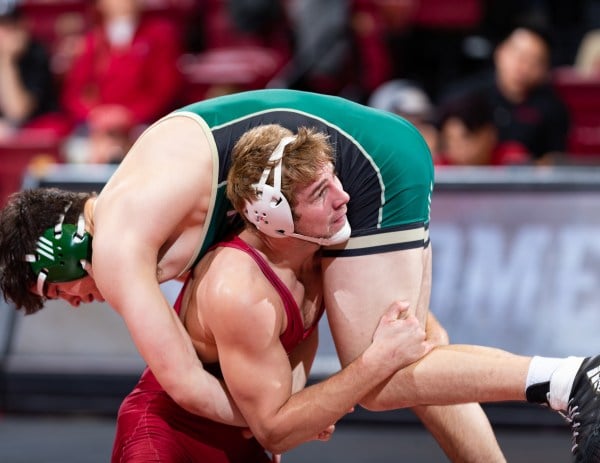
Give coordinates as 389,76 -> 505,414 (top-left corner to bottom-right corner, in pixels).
0,188 -> 93,314
505,19 -> 554,52
436,92 -> 495,133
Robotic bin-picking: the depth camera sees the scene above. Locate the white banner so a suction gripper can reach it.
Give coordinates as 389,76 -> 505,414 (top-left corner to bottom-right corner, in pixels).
430,190 -> 600,357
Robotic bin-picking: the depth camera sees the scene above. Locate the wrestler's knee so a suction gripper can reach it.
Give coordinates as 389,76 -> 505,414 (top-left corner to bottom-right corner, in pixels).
358,388 -> 414,412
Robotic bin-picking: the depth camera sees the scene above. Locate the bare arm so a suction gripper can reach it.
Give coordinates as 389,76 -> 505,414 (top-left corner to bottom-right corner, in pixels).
209,276 -> 431,455
93,116 -> 244,425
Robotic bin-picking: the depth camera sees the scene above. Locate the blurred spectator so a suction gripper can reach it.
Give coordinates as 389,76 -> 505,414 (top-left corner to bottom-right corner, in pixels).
227,0 -> 284,37
481,0 -> 589,67
161,0 -> 291,104
384,0 -> 485,102
442,22 -> 570,164
61,0 -> 183,163
574,29 -> 600,77
435,91 -> 530,166
280,0 -> 351,95
345,0 -> 397,100
368,79 -> 439,157
0,0 -> 58,140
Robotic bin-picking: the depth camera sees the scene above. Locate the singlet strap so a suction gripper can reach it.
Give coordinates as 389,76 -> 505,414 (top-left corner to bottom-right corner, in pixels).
215,235 -> 304,352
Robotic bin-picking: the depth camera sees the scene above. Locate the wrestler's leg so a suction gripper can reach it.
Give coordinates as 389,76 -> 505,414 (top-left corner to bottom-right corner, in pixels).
412,404 -> 503,463
323,246 -> 506,462
364,343 -> 530,409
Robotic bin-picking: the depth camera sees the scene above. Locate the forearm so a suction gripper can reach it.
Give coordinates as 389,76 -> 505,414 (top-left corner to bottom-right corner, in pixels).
256,352 -> 392,454
97,262 -> 244,426
249,301 -> 430,452
121,299 -> 246,426
174,368 -> 247,426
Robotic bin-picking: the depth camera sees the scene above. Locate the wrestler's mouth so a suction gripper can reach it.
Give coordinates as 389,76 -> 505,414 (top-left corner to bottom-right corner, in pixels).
333,212 -> 347,225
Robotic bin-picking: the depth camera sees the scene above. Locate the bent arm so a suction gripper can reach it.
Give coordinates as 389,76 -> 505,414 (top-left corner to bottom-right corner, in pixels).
94,238 -> 243,424
211,286 -> 429,454
92,116 -> 244,425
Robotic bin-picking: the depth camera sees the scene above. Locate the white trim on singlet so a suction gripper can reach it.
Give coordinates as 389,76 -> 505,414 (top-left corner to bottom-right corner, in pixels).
146,111 -> 221,277
324,224 -> 429,253
211,108 -> 387,229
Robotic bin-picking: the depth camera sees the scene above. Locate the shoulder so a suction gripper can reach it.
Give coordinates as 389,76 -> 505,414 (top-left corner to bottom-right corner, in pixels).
111,111 -> 213,176
201,247 -> 284,324
206,248 -> 273,301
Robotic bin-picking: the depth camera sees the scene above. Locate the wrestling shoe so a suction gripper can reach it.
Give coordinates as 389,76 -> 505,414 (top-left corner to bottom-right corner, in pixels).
564,355 -> 600,462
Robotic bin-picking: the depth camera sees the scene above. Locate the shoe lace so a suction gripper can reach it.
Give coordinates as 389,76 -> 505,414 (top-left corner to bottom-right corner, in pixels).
559,398 -> 581,453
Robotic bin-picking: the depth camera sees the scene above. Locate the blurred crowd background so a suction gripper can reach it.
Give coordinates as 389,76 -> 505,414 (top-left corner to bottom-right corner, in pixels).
1,5 -> 600,458
1,0 -> 600,207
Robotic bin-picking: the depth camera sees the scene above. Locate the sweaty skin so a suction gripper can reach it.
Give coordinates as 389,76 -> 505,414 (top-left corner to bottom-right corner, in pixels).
93,116 -> 246,423
89,88 -> 505,461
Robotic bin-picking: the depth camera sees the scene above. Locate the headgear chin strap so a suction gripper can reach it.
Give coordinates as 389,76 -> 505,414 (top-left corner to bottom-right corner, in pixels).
25,203 -> 92,296
243,136 -> 351,247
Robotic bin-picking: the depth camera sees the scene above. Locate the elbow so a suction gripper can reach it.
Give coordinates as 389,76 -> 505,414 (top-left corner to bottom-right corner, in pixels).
253,425 -> 293,455
165,380 -> 213,418
259,438 -> 290,456
166,382 -> 194,410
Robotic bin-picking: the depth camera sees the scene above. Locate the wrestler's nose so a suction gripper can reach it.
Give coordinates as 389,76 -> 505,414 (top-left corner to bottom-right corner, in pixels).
332,177 -> 350,207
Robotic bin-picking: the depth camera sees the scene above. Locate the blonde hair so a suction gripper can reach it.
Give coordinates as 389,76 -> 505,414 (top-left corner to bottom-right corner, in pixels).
227,124 -> 334,218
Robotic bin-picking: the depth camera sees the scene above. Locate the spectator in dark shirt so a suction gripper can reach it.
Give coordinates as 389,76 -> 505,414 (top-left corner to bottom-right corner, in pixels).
368,79 -> 439,158
435,91 -> 530,166
443,22 -> 570,164
0,0 -> 57,140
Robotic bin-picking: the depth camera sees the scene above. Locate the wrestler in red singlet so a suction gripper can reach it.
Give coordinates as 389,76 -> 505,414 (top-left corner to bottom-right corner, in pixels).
111,236 -> 323,463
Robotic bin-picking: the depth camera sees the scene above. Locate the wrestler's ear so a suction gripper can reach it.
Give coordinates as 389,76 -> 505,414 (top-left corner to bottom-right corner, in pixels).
82,260 -> 94,278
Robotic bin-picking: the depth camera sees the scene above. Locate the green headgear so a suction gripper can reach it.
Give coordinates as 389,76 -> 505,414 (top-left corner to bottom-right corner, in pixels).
25,204 -> 92,296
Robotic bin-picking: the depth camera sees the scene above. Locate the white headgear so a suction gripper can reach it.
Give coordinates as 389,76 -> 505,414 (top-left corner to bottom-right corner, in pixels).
243,136 -> 351,246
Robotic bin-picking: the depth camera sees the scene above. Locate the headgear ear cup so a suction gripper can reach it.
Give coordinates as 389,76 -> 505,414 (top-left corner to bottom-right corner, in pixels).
242,134 -> 352,246
25,206 -> 92,296
244,184 -> 294,237
243,136 -> 297,237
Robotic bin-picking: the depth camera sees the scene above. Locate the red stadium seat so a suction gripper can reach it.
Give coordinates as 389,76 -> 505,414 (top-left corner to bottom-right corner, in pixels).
553,67 -> 600,156
0,132 -> 62,207
179,47 -> 287,103
412,0 -> 482,29
178,0 -> 291,102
